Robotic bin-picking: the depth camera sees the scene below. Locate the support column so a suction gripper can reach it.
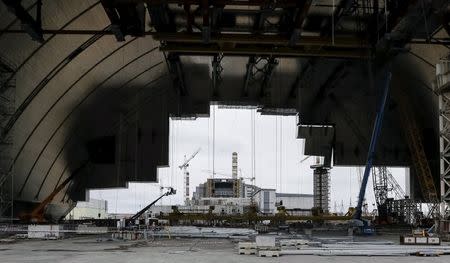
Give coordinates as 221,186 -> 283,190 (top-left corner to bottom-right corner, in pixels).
436,59 -> 450,235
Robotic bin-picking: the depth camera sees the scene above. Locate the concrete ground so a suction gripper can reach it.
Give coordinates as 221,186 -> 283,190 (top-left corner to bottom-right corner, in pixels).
1,236 -> 450,263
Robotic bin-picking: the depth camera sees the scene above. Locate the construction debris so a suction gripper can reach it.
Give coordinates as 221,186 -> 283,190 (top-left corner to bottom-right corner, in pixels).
0,238 -> 15,244
237,235 -> 450,257
258,250 -> 280,257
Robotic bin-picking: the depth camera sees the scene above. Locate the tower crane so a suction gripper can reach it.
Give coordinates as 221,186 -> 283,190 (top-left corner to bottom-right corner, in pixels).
239,169 -> 255,185
179,148 -> 201,204
238,169 -> 257,207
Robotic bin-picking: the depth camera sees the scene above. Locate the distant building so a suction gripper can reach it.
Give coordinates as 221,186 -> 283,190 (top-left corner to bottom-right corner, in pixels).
253,189 -> 276,214
188,178 -> 314,216
276,193 -> 314,210
65,199 -> 108,220
193,178 -> 244,200
206,178 -> 243,198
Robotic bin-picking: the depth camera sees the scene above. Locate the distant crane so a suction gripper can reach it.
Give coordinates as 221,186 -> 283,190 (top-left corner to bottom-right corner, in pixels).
238,169 -> 257,206
201,169 -> 230,177
299,156 -> 311,164
179,148 -> 201,204
239,169 -> 255,186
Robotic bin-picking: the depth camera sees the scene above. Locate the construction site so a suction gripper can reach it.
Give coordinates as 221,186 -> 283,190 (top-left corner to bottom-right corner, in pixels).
1,0 -> 450,261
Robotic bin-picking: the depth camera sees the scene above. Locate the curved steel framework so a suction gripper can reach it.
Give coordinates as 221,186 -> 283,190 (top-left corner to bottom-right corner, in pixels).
0,1 -> 102,103
17,48 -> 162,197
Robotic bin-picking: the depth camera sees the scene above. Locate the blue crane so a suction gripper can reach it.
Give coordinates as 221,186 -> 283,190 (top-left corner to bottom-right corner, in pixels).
353,71 -> 392,232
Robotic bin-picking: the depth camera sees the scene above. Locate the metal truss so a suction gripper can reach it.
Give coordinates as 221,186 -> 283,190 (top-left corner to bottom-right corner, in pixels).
437,59 -> 450,218
242,56 -> 278,98
166,53 -> 187,96
0,57 -> 15,220
372,167 -> 389,207
211,53 -> 224,97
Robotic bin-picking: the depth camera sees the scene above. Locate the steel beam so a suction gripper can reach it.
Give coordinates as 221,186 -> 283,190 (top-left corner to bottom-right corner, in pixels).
321,0 -> 354,36
260,57 -> 278,98
154,32 -> 368,48
100,0 -> 146,41
161,44 -> 368,58
2,0 -> 43,42
166,53 -> 187,96
242,56 -> 256,97
211,54 -> 223,97
146,0 -> 176,32
1,29 -> 368,48
101,0 -> 126,41
201,0 -> 210,43
119,0 -> 300,7
289,0 -> 312,46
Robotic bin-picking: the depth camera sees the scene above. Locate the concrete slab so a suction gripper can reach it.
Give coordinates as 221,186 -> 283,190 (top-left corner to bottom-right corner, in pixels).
0,236 -> 450,263
255,235 -> 275,247
258,250 -> 280,257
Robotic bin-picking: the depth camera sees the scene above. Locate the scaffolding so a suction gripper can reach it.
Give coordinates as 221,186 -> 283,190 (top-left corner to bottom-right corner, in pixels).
312,165 -> 330,214
0,57 -> 15,221
386,199 -> 422,225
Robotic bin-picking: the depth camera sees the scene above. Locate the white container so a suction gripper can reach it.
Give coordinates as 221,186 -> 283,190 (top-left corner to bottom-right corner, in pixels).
76,225 -> 108,234
238,242 -> 256,249
403,236 -> 415,244
428,237 -> 440,244
416,237 -> 428,244
256,236 -> 275,247
28,225 -> 64,239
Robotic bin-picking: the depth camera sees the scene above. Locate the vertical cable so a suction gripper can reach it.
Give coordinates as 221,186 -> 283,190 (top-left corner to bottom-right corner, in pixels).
212,105 -> 216,179
332,0 -> 335,45
253,110 -> 256,187
420,0 -> 430,41
207,109 -> 210,175
251,110 -> 255,184
298,140 -> 301,194
275,116 -> 278,192
170,118 -> 174,187
384,0 -> 388,34
280,117 -> 283,193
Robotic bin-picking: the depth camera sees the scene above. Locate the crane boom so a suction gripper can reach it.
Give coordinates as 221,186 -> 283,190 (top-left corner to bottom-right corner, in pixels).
354,72 -> 391,221
130,187 -> 176,221
179,148 -> 201,204
21,161 -> 89,222
201,169 -> 230,177
179,148 -> 201,169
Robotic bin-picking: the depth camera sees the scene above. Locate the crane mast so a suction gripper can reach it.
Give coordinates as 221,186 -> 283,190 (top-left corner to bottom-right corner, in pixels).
178,148 -> 201,204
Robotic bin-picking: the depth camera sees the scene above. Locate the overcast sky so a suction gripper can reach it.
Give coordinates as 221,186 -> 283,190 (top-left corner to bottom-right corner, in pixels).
90,105 -> 406,214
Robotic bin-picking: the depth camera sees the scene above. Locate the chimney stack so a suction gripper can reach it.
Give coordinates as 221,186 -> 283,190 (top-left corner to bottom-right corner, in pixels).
232,152 -> 238,179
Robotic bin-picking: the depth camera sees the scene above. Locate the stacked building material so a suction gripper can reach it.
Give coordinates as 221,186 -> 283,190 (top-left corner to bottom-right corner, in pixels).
238,242 -> 256,255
